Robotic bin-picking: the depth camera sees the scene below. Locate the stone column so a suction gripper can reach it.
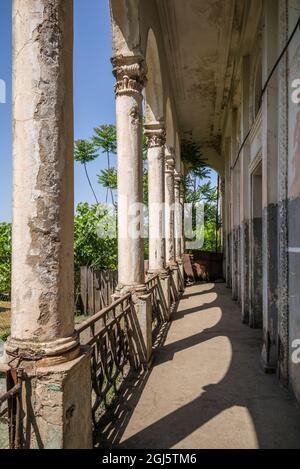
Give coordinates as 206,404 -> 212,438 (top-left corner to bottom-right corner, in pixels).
277,0 -> 289,387
230,109 -> 240,302
145,123 -> 171,315
165,148 -> 179,299
179,179 -> 185,259
6,0 -> 92,448
261,0 -> 279,372
174,171 -> 184,292
112,55 -> 152,364
240,55 -> 251,324
224,139 -> 232,288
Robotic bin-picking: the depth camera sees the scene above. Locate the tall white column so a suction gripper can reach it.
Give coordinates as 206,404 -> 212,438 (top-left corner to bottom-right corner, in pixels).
240,55 -> 251,324
165,148 -> 177,267
112,56 -> 152,363
7,0 -> 79,362
179,178 -> 185,257
261,0 -> 279,371
112,56 -> 147,291
175,171 -> 184,291
174,171 -> 183,262
165,148 -> 180,299
145,123 -> 171,314
145,124 -> 166,273
6,0 -> 92,449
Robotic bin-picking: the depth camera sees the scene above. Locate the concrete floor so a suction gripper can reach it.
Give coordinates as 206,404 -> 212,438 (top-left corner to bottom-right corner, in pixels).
113,283 -> 300,449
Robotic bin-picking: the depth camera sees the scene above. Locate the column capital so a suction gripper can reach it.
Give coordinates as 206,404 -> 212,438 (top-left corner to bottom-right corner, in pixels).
144,123 -> 166,148
112,55 -> 147,97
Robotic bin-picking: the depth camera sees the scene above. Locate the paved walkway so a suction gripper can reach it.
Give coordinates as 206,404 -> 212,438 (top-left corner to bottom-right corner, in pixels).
113,283 -> 300,449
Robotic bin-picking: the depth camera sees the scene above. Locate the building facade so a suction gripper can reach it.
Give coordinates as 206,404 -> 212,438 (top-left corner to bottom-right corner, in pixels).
1,0 -> 300,448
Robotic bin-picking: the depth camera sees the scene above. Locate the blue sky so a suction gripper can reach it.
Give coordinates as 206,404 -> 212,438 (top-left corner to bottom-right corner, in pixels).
0,0 -> 216,223
0,0 -> 116,222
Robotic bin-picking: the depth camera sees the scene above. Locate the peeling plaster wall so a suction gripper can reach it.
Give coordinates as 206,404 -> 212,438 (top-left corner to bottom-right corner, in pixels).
110,0 -> 300,404
287,0 -> 300,402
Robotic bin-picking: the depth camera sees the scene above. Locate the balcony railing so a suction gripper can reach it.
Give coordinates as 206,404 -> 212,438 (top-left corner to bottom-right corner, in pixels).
76,293 -> 143,426
0,366 -> 24,449
145,274 -> 167,334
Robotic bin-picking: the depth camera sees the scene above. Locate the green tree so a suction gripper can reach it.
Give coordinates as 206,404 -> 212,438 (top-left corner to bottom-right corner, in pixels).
92,125 -> 117,204
0,222 -> 12,294
181,139 -> 207,172
74,139 -> 99,204
97,168 -> 118,205
182,139 -> 221,252
74,203 -> 117,281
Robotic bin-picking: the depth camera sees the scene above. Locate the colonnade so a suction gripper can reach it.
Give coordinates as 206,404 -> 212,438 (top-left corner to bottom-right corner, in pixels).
4,0 -> 185,449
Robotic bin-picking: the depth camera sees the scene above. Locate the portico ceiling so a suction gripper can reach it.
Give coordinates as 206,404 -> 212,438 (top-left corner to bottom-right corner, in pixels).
157,0 -> 246,153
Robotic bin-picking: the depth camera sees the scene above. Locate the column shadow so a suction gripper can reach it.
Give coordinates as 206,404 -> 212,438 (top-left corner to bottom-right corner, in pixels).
116,284 -> 300,449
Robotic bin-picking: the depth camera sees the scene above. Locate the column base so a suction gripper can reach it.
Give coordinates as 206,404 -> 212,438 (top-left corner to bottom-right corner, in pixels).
23,349 -> 93,449
168,263 -> 180,303
134,291 -> 153,367
177,259 -> 185,292
5,334 -> 80,366
261,336 -> 277,374
158,270 -> 171,321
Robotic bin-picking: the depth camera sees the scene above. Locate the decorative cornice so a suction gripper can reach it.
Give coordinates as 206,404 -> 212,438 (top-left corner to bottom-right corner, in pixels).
144,124 -> 166,148
112,55 -> 147,97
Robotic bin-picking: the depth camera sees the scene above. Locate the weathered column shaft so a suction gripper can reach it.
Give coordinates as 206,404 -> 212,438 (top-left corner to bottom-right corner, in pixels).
145,124 -> 166,273
8,0 -> 78,360
261,0 -> 279,371
179,182 -> 185,257
112,56 -> 146,288
240,55 -> 251,324
230,109 -> 240,302
112,56 -> 152,364
174,171 -> 183,261
7,0 -> 93,448
165,149 -> 176,266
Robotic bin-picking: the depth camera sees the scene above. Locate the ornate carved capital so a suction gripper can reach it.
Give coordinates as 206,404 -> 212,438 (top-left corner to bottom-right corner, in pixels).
112,55 -> 147,97
144,124 -> 166,148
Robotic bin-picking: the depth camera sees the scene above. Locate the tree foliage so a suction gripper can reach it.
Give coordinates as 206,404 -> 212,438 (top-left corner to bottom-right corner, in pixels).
92,124 -> 117,156
97,168 -> 118,191
74,139 -> 99,203
92,125 -> 117,204
182,140 -> 221,252
0,222 -> 11,294
181,139 -> 206,171
74,203 -> 117,274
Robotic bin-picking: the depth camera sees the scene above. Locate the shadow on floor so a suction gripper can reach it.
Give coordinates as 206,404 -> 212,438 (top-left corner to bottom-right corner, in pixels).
93,320 -> 172,448
95,284 -> 300,449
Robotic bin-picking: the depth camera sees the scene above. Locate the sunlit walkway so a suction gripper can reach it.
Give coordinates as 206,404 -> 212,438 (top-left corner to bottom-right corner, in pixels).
117,283 -> 300,449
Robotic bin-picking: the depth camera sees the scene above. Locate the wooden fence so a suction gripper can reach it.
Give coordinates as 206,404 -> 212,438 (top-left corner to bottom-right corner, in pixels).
80,267 -> 118,316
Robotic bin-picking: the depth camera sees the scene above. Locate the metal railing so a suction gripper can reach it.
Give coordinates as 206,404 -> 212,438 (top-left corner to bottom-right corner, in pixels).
145,274 -> 167,332
76,293 -> 142,426
0,367 -> 24,449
